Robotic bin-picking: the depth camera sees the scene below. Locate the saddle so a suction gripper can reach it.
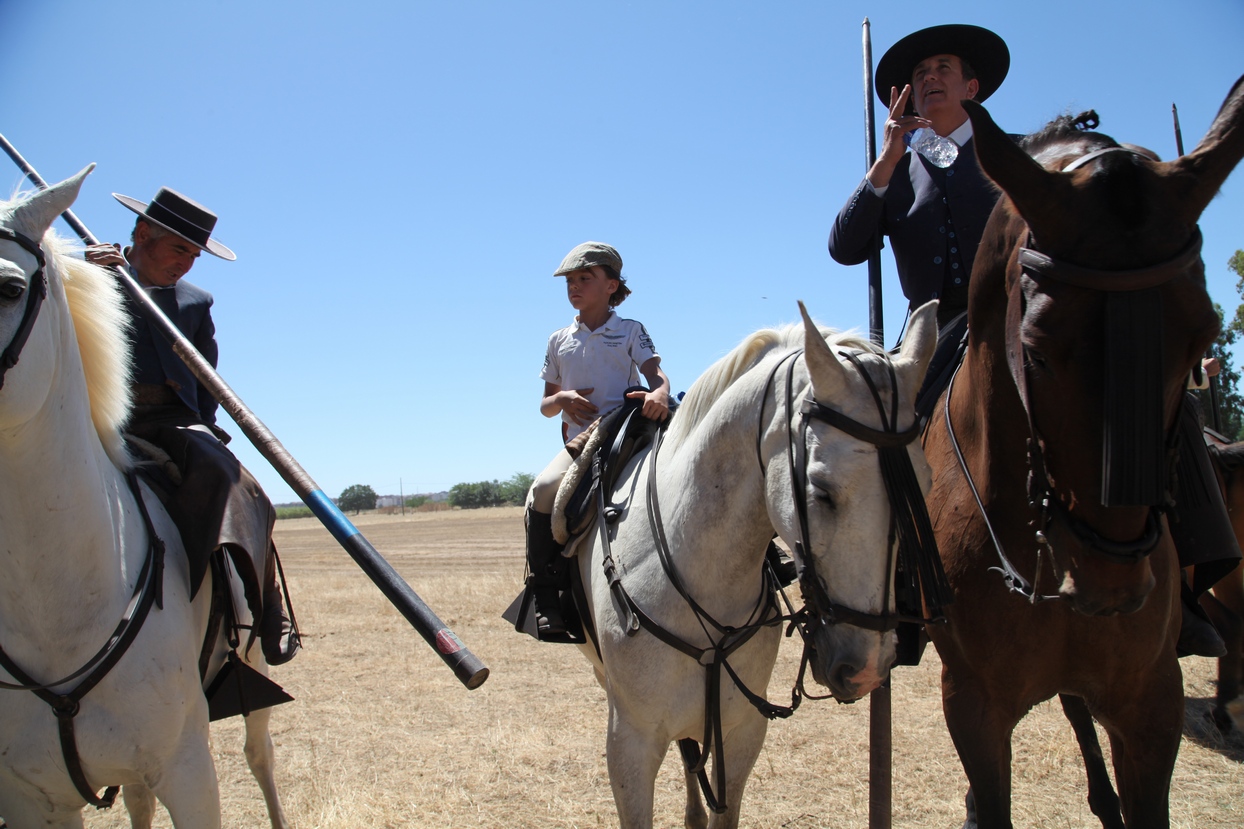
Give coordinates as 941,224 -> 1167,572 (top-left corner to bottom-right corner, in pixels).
127,433 -> 295,719
554,395 -> 663,545
503,394 -> 668,645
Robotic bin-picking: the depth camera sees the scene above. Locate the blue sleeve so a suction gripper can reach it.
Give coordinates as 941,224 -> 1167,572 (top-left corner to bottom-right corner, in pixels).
828,176 -> 887,266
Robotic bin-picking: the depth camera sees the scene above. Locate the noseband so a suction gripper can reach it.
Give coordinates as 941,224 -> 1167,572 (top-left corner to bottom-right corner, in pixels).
0,228 -> 48,391
763,348 -> 951,633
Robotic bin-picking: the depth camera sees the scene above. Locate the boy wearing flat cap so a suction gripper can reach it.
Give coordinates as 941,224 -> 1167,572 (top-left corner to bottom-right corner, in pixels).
518,241 -> 671,638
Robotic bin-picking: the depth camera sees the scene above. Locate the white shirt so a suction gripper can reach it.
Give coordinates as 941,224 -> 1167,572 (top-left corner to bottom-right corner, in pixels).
872,118 -> 975,197
540,311 -> 660,440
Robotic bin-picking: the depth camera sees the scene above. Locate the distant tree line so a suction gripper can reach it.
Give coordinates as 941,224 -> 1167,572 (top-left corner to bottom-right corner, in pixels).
448,472 -> 534,509
1204,249 -> 1244,440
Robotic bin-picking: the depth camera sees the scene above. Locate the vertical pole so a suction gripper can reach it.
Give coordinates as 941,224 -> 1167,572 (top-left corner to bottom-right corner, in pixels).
863,17 -> 892,829
400,478 -> 405,516
864,18 -> 884,347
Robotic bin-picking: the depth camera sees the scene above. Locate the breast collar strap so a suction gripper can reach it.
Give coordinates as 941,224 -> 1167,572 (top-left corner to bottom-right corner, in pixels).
0,227 -> 49,391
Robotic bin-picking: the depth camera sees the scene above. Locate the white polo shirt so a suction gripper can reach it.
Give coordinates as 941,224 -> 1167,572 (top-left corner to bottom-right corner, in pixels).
540,311 -> 660,440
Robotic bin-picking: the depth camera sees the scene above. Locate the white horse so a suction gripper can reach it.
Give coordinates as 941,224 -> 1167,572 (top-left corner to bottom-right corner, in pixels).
569,301 -> 938,829
0,169 -> 287,829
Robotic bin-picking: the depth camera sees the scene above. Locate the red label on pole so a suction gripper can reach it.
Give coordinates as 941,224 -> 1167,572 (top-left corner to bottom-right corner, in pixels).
435,629 -> 463,654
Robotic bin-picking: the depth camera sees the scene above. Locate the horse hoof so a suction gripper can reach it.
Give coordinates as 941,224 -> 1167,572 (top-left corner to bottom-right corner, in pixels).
1212,705 -> 1235,734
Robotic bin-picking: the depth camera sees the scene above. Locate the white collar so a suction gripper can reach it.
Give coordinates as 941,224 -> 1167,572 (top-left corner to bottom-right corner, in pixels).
948,118 -> 974,147
573,309 -> 618,332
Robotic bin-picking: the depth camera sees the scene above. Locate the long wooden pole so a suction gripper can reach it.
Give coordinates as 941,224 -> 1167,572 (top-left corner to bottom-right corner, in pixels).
862,18 -> 893,829
0,134 -> 488,690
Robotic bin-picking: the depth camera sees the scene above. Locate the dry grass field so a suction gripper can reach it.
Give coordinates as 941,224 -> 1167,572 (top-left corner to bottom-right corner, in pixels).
86,507 -> 1244,828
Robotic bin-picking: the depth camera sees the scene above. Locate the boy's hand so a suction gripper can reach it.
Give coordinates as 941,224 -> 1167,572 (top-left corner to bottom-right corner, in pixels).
627,388 -> 670,422
561,388 -> 598,426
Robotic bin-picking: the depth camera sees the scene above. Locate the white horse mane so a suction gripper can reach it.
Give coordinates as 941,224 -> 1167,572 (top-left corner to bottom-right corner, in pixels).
662,321 -> 880,453
41,229 -> 134,467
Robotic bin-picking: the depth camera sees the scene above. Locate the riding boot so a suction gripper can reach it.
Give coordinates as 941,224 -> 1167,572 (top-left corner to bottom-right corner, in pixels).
1177,580 -> 1226,658
764,539 -> 798,588
260,549 -> 301,666
525,508 -> 568,636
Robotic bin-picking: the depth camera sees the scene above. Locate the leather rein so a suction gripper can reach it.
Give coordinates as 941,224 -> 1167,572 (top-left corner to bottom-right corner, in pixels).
0,229 -> 168,810
945,145 -> 1203,601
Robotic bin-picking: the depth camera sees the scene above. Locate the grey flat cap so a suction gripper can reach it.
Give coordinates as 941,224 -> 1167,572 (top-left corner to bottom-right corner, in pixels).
553,241 -> 622,276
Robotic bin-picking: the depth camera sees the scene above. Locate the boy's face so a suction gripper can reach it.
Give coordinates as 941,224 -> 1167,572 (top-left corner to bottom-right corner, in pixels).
564,266 -> 618,312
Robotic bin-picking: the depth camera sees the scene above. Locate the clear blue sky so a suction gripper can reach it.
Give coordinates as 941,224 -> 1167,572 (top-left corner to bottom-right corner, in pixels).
3,0 -> 1242,504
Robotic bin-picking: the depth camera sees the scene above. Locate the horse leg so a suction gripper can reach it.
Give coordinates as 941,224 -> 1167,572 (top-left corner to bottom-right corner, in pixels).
682,770 -> 708,829
124,783 -> 158,829
941,674 -> 1018,829
705,713 -> 768,829
1097,667 -> 1183,829
1201,591 -> 1243,731
1057,694 -> 1124,829
605,706 -> 666,829
241,706 -> 291,829
148,728 -> 222,829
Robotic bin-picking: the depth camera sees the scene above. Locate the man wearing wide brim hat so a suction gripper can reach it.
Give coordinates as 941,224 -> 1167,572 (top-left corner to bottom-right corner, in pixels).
829,25 -> 1231,660
86,188 -> 301,668
829,23 -> 1010,332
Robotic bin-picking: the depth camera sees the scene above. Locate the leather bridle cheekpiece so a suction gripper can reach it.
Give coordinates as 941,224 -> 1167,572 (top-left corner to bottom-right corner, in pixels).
0,227 -> 48,391
766,346 -> 951,633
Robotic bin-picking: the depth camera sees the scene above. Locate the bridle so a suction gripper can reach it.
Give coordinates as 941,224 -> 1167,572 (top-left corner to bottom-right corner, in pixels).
0,227 -> 49,391
947,144 -> 1204,600
762,348 -> 952,634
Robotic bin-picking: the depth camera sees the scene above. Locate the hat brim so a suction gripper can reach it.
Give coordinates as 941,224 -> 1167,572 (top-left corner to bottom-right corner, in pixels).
113,193 -> 236,261
875,24 -> 1009,113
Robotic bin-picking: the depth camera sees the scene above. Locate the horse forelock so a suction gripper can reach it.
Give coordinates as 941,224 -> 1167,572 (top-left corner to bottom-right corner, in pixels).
662,323 -> 874,453
43,231 -> 134,469
1022,112 -> 1120,169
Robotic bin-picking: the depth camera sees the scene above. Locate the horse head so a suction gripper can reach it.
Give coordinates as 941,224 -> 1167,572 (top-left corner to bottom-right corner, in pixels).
769,300 -> 936,700
0,166 -> 92,421
962,74 -> 1244,615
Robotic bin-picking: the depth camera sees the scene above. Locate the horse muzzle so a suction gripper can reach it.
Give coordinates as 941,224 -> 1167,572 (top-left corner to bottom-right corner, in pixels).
806,621 -> 894,701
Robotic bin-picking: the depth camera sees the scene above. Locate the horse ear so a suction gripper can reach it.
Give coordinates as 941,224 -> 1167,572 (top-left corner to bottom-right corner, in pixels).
799,300 -> 849,399
10,164 -> 94,240
965,100 -> 1070,233
895,300 -> 939,392
1163,74 -> 1244,219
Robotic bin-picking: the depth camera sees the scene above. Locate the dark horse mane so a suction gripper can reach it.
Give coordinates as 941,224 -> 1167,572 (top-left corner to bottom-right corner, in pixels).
1020,110 -> 1113,155
1020,109 -> 1155,228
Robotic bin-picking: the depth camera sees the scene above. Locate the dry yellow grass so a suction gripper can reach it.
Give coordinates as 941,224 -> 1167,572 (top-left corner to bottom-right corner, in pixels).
86,507 -> 1244,828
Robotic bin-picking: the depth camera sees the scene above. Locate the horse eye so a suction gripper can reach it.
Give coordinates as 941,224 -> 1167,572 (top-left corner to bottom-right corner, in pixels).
0,279 -> 25,302
1026,349 -> 1050,372
810,484 -> 836,508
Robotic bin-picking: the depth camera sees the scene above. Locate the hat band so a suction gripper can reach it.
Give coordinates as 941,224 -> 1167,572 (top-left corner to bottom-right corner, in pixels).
145,200 -> 214,247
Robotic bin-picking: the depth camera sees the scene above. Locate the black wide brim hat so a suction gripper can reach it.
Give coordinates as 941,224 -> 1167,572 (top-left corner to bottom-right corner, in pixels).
876,24 -> 1009,112
113,188 -> 236,261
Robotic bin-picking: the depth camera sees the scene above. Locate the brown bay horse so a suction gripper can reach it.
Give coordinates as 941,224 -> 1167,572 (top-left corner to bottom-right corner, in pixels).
922,74 -> 1244,829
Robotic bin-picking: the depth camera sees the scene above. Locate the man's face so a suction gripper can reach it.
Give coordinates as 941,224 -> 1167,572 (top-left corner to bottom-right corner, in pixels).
911,54 -> 980,120
132,222 -> 201,288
